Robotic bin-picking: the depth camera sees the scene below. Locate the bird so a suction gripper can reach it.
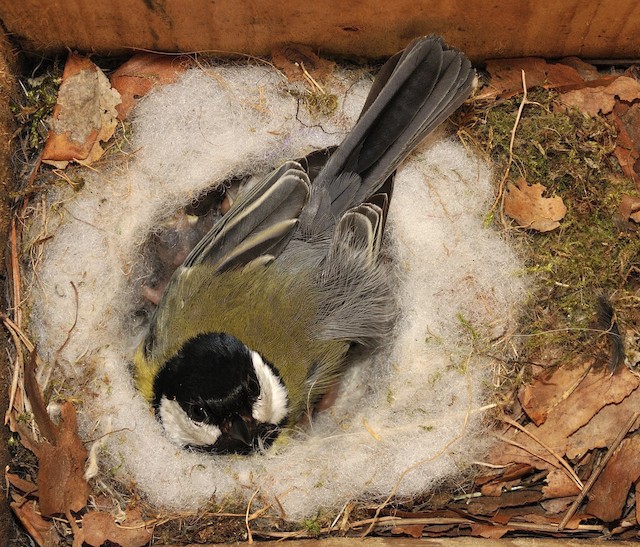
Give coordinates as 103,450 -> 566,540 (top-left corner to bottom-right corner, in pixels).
134,35 -> 475,454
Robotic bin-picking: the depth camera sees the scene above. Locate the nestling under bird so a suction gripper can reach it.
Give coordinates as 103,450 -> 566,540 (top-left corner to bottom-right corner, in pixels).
134,36 -> 475,454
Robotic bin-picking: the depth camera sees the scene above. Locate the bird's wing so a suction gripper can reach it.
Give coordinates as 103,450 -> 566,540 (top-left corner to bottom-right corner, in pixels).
183,161 -> 310,272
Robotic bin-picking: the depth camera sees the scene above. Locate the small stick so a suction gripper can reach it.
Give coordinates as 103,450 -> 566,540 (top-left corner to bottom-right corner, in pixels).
558,410 -> 640,531
245,488 -> 260,544
491,70 -> 529,225
501,415 -> 583,489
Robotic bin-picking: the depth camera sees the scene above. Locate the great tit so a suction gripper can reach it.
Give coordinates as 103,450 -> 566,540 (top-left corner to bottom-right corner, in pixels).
134,36 -> 474,454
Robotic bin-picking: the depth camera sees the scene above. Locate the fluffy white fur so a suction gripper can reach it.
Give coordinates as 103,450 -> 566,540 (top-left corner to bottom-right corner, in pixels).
158,397 -> 222,447
251,351 -> 289,425
27,64 -> 525,518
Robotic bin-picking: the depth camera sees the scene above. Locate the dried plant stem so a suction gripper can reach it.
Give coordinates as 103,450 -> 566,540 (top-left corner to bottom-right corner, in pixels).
245,488 -> 260,544
491,70 -> 529,225
501,415 -> 583,490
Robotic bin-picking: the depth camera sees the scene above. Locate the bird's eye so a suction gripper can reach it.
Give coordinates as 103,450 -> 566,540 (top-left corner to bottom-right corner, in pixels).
188,405 -> 208,422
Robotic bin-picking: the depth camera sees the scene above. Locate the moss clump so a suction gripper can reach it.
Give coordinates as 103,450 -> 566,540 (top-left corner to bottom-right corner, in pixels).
457,89 -> 640,365
12,64 -> 62,159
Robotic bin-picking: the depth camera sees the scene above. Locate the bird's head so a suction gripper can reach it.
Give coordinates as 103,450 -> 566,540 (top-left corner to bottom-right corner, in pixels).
152,332 -> 289,454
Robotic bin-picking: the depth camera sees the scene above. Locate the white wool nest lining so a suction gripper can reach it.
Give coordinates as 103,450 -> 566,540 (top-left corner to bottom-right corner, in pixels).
27,63 -> 526,518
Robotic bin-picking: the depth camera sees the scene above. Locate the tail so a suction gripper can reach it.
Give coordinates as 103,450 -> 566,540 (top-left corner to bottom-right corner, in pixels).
301,35 -> 474,234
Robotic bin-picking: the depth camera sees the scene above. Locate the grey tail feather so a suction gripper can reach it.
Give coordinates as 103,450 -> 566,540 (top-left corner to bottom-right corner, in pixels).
304,35 -> 474,233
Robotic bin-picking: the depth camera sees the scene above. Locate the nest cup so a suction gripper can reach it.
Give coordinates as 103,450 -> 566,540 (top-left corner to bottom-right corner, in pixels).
26,62 -> 525,517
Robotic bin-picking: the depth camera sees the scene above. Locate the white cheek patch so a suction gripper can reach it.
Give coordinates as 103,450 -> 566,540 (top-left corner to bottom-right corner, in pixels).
158,397 -> 222,447
250,351 -> 289,425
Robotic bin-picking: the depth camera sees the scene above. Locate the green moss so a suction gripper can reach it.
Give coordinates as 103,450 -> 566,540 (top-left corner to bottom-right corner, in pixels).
12,65 -> 63,156
287,86 -> 339,118
302,518 -> 322,536
457,89 -> 640,365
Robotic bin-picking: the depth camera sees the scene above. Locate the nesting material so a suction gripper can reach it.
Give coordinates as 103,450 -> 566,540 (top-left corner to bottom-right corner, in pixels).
27,63 -> 525,518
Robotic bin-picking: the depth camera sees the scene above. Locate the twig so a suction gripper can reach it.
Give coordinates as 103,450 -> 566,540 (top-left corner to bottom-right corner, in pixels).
501,415 -> 583,490
245,488 -> 260,544
558,411 -> 640,531
491,70 -> 529,225
10,217 -> 22,328
4,325 -> 24,424
0,312 -> 36,351
54,281 -> 79,363
65,509 -> 82,545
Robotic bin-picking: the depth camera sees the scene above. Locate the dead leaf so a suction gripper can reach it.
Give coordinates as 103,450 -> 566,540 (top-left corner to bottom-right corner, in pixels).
10,498 -> 59,547
391,523 -> 425,538
110,53 -> 189,120
21,351 -> 89,517
470,523 -> 510,539
504,178 -> 567,232
475,463 -> 535,488
486,58 -> 585,98
6,471 -> 38,496
586,435 -> 640,522
611,102 -> 640,189
557,57 -> 601,81
35,402 -> 90,516
42,53 -> 121,168
567,386 -> 640,459
271,44 -> 335,85
465,489 -> 543,516
636,477 -> 640,525
560,76 -> 640,117
491,363 -> 639,470
541,496 -> 574,514
616,194 -> 640,226
519,362 -> 591,426
77,511 -> 153,547
542,469 -> 580,499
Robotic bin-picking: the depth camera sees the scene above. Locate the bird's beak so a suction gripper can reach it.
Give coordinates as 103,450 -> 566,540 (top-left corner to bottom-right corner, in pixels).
228,414 -> 252,446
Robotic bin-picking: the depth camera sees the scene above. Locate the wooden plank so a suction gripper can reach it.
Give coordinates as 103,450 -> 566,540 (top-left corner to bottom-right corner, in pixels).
1,0 -> 640,61
160,538 -> 640,546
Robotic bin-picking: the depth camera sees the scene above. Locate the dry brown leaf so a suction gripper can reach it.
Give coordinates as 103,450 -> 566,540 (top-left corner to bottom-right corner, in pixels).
490,363 -> 639,470
636,477 -> 640,525
465,489 -> 543,516
6,471 -> 38,495
475,463 -> 535,488
480,482 -> 507,497
21,351 -> 89,517
557,57 -> 601,81
504,178 -> 566,232
542,468 -> 581,499
77,510 -> 153,547
519,361 -> 591,426
611,102 -> 640,189
486,57 -> 584,98
10,498 -> 59,547
586,435 -> 640,522
567,386 -> 640,459
110,53 -> 189,120
540,496 -> 574,514
391,523 -> 425,538
560,76 -> 640,117
271,44 -> 335,85
36,402 -> 90,516
42,53 -> 120,168
470,523 -> 510,539
616,194 -> 640,226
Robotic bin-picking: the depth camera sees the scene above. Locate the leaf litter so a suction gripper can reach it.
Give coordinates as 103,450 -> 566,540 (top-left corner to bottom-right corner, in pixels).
5,51 -> 640,543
